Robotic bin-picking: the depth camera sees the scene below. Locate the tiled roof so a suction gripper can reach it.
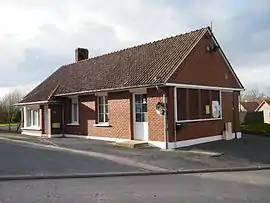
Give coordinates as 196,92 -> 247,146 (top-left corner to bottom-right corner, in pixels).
20,27 -> 209,103
256,99 -> 270,111
240,101 -> 260,112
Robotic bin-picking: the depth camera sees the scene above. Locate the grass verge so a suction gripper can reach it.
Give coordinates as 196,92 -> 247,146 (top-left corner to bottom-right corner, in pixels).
240,123 -> 270,136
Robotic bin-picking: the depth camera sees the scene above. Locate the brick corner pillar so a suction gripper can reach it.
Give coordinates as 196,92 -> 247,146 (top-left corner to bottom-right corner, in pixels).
39,108 -> 43,133
47,108 -> 52,137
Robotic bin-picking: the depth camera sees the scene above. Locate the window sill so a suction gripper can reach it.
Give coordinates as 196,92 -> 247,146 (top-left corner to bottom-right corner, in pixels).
93,123 -> 110,127
66,122 -> 80,126
176,118 -> 222,123
21,127 -> 41,131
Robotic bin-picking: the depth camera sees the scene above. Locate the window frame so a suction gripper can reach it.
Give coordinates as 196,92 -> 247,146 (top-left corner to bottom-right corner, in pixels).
71,97 -> 79,124
175,87 -> 222,123
97,95 -> 109,124
24,106 -> 40,129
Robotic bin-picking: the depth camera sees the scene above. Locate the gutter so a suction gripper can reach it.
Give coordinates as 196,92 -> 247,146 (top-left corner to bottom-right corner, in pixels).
14,101 -> 48,106
54,83 -> 165,97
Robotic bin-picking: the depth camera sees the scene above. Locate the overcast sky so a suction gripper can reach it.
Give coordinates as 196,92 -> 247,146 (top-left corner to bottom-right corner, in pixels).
0,0 -> 269,98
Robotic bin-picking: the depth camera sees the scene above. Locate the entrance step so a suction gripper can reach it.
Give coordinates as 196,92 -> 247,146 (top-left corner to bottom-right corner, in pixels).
114,140 -> 149,148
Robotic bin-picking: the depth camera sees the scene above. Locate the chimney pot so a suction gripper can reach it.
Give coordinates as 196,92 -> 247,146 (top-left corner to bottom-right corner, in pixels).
75,48 -> 89,62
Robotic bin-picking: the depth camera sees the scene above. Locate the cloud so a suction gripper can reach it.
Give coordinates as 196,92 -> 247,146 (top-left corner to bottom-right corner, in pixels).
0,0 -> 269,97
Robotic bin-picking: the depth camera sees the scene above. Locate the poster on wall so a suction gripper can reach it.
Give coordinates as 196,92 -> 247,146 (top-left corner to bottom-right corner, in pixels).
212,101 -> 221,118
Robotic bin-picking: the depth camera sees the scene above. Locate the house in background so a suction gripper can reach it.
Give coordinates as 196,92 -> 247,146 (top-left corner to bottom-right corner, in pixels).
255,100 -> 270,124
16,27 -> 244,149
239,101 -> 260,113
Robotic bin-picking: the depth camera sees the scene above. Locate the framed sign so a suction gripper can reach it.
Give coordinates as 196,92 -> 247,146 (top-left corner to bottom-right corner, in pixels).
212,101 -> 221,118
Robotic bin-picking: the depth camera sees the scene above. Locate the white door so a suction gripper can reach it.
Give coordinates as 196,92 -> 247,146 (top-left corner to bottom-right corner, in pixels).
134,94 -> 148,141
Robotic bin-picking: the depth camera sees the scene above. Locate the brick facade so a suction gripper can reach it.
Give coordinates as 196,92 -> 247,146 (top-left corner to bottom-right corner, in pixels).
169,91 -> 240,141
51,32 -> 241,144
166,32 -> 241,142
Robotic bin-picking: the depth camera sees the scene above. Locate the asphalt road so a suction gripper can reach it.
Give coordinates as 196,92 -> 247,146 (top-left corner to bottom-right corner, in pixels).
0,140 -> 140,176
0,170 -> 269,202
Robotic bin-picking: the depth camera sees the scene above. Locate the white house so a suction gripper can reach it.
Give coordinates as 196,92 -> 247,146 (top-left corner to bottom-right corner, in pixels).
256,100 -> 270,124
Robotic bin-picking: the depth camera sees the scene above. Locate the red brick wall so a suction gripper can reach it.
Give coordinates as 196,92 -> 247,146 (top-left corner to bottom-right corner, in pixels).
147,88 -> 165,142
166,31 -> 242,142
168,32 -> 241,89
64,89 -> 166,142
65,91 -> 132,139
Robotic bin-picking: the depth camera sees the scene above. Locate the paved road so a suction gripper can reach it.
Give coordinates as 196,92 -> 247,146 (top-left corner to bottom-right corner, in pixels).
48,134 -> 270,170
0,140 -> 140,176
0,170 -> 269,202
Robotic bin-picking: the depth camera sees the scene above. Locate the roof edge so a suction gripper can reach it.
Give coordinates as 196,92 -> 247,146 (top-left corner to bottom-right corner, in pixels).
54,83 -> 165,97
255,100 -> 266,111
14,101 -> 48,106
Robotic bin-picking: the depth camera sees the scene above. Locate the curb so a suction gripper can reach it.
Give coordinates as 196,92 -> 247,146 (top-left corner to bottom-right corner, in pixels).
1,166 -> 270,182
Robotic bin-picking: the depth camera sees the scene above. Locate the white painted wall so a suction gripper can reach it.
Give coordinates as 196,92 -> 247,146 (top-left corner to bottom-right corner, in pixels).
239,104 -> 247,112
258,103 -> 270,124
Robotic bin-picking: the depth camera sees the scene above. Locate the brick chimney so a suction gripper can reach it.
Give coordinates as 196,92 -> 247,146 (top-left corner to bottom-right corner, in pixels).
75,48 -> 89,62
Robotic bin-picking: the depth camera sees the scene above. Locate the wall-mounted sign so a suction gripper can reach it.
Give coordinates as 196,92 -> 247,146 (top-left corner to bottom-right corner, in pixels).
205,105 -> 210,115
52,122 -> 60,128
212,101 -> 221,118
156,102 -> 166,115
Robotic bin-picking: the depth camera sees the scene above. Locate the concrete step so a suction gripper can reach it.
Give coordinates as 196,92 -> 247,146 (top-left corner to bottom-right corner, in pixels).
114,140 -> 149,148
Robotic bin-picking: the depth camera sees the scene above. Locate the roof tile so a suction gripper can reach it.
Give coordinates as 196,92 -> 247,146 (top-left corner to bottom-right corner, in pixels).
20,27 -> 208,103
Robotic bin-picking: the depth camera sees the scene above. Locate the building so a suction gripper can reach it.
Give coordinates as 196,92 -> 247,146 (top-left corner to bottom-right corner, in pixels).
16,27 -> 244,149
239,101 -> 260,112
255,100 -> 270,124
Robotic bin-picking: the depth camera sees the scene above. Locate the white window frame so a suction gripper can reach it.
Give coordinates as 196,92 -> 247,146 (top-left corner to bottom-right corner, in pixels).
23,106 -> 41,130
71,97 -> 79,124
174,87 -> 222,123
94,94 -> 109,127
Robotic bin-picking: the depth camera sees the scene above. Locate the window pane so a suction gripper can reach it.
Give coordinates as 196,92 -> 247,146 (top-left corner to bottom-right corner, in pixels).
26,109 -> 31,126
37,111 -> 40,127
33,110 -> 36,126
105,113 -> 108,122
99,105 -> 104,114
211,90 -> 220,102
136,113 -> 142,122
135,94 -> 141,102
99,96 -> 104,104
104,96 -> 108,105
189,89 -> 200,120
211,90 -> 221,118
105,105 -> 108,114
201,90 -> 211,118
142,113 -> 148,122
177,88 -> 187,120
135,104 -> 142,113
98,113 -> 104,123
142,103 -> 147,113
73,103 -> 78,122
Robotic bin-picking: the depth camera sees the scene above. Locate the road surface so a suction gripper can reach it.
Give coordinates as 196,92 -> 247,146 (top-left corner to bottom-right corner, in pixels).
0,170 -> 269,202
0,140 -> 140,176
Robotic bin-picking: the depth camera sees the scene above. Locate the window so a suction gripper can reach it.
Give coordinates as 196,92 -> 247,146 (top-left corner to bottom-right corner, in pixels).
71,97 -> 79,123
135,94 -> 148,122
98,95 -> 108,123
176,88 -> 221,122
25,108 -> 40,128
189,89 -> 200,120
177,88 -> 187,120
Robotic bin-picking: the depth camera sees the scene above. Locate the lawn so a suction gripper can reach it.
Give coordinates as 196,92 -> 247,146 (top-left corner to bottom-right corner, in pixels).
0,123 -> 19,127
240,123 -> 270,135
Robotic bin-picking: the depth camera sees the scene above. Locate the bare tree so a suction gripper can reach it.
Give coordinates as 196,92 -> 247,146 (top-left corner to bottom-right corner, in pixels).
0,90 -> 22,132
241,88 -> 265,102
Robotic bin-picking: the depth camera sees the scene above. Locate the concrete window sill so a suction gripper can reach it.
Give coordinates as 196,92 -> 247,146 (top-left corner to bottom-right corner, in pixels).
66,122 -> 80,126
93,123 -> 110,127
